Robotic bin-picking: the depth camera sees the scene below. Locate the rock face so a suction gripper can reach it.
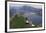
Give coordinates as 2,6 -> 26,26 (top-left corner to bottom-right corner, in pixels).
29,20 -> 32,26
25,20 -> 32,27
25,17 -> 32,27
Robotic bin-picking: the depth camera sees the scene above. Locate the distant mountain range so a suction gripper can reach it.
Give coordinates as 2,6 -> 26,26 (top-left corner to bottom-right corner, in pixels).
10,5 -> 42,17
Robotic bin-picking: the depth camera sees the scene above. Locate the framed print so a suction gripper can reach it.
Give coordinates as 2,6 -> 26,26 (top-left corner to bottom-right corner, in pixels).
5,1 -> 45,32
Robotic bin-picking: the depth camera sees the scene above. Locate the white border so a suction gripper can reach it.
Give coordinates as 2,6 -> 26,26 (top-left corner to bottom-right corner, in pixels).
7,2 -> 44,32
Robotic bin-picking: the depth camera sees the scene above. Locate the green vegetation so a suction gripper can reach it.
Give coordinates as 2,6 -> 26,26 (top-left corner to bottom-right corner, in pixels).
10,14 -> 26,28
